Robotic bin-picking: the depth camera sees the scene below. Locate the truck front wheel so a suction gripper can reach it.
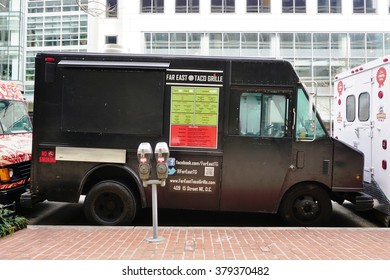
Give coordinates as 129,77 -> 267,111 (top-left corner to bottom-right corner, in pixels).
279,184 -> 332,227
84,180 -> 138,226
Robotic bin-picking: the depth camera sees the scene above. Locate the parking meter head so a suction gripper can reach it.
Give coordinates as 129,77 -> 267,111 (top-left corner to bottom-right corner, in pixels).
154,142 -> 170,180
137,142 -> 153,181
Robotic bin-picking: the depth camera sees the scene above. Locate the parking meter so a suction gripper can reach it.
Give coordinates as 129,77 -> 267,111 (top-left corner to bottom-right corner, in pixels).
137,142 -> 153,182
154,142 -> 170,180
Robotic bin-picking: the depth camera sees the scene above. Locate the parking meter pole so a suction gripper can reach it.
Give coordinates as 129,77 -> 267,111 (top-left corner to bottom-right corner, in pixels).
137,142 -> 169,244
146,180 -> 164,243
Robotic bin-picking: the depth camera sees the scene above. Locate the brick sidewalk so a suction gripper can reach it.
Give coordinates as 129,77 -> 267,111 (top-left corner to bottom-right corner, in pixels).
0,226 -> 389,260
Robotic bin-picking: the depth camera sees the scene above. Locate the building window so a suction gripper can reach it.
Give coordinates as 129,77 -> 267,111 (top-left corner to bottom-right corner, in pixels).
187,33 -> 202,54
385,33 -> 390,54
295,33 -> 311,57
211,0 -> 235,13
318,0 -> 341,13
313,33 -> 330,57
105,36 -> 117,44
331,33 -> 347,58
28,1 -> 44,13
176,0 -> 199,13
107,0 -> 118,17
209,33 -> 222,55
353,0 -> 377,14
0,29 -> 9,45
367,33 -> 383,58
223,33 -> 240,55
282,0 -> 306,13
280,33 -> 294,57
63,0 -> 84,12
350,33 -> 365,57
0,64 -> 11,80
170,33 -> 186,54
141,0 -> 164,13
0,0 -> 9,11
247,0 -> 270,13
152,33 -> 169,53
45,1 -> 61,13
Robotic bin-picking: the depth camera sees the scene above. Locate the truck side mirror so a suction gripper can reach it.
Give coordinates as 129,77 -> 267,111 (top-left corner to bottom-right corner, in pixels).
137,142 -> 153,182
154,142 -> 169,180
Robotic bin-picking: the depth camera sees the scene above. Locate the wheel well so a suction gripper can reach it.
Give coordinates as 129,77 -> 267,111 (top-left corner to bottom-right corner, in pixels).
278,181 -> 333,226
80,164 -> 145,207
280,181 -> 333,206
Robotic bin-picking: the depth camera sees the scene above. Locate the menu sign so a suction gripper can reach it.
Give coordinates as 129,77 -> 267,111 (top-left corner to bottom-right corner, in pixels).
167,69 -> 223,149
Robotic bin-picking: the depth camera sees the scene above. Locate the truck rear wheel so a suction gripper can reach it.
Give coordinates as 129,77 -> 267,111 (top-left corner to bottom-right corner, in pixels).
279,184 -> 332,227
84,180 -> 138,226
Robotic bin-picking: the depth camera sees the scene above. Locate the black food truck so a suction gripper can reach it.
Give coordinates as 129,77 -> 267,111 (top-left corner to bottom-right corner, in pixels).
22,52 -> 372,226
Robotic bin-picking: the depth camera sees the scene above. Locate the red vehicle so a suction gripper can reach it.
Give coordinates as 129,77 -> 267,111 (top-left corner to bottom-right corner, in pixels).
0,80 -> 32,206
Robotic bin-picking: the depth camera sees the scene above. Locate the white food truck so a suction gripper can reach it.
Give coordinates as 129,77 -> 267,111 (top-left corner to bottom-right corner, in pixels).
333,55 -> 390,225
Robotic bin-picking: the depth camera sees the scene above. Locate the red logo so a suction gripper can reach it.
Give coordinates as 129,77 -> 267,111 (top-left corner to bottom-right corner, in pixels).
337,81 -> 343,95
377,67 -> 387,88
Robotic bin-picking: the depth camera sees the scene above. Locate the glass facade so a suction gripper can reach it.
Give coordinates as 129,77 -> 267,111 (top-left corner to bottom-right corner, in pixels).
0,0 -> 24,82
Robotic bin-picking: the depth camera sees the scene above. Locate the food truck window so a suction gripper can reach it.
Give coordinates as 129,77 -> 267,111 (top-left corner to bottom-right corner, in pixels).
60,68 -> 165,135
346,95 -> 356,122
295,87 -> 327,140
358,92 -> 370,122
239,92 -> 288,137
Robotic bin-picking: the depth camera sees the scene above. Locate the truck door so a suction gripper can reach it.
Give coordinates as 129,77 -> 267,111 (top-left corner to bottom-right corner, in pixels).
343,72 -> 373,183
221,87 -> 292,212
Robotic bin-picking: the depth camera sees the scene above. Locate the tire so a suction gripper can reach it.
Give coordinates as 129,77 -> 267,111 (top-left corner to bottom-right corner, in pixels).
84,180 -> 138,226
279,184 -> 332,227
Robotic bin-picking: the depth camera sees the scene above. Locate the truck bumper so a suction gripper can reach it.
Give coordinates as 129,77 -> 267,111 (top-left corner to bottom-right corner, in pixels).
0,185 -> 28,205
20,190 -> 46,208
347,192 -> 374,212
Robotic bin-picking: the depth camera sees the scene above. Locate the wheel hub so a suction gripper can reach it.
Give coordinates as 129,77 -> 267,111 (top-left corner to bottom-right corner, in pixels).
294,195 -> 320,220
96,193 -> 123,221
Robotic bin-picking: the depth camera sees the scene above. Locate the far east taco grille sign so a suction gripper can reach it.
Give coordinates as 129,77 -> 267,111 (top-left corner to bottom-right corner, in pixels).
166,69 -> 223,149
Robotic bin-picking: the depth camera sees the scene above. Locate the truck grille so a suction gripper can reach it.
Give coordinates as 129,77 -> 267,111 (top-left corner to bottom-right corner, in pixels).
10,160 -> 31,182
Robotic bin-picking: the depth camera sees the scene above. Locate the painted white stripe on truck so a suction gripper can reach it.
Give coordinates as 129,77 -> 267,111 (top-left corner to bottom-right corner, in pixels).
55,147 -> 126,163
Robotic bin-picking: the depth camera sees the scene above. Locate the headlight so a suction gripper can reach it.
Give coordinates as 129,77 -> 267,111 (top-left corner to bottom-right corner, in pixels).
0,168 -> 12,182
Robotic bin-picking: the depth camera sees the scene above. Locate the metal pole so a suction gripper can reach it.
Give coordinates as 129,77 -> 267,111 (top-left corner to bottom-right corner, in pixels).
146,182 -> 163,243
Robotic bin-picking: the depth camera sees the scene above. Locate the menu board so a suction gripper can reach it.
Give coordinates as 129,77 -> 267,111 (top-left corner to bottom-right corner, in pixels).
170,86 -> 219,149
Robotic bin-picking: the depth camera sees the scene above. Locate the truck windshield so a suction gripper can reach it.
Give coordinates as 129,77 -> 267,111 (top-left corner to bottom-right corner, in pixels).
0,100 -> 32,135
296,87 -> 326,140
